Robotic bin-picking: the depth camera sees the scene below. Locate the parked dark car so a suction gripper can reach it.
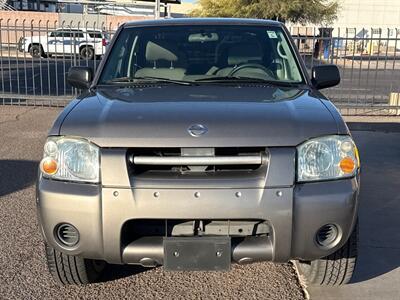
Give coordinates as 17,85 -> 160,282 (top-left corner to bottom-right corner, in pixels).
37,18 -> 360,286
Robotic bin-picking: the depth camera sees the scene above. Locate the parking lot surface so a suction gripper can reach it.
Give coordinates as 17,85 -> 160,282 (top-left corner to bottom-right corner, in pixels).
0,106 -> 304,299
1,106 -> 399,300
308,123 -> 400,300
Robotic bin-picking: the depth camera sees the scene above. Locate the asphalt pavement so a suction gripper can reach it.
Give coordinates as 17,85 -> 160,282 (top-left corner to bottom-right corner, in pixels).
307,123 -> 400,300
0,106 -> 304,300
0,106 -> 399,300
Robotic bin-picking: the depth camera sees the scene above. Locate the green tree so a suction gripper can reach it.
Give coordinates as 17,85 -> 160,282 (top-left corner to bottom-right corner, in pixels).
190,0 -> 339,25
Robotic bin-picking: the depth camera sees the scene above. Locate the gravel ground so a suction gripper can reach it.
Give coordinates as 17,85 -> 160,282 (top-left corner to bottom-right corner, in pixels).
0,106 -> 305,300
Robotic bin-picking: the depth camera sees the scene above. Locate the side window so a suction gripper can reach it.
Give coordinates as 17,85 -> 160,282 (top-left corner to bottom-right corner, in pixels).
50,30 -> 64,37
100,29 -> 137,82
275,30 -> 302,82
55,31 -> 67,38
63,32 -> 73,38
88,32 -> 102,39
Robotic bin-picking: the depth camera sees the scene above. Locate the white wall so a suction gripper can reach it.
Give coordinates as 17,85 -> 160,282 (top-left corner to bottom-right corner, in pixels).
333,0 -> 400,30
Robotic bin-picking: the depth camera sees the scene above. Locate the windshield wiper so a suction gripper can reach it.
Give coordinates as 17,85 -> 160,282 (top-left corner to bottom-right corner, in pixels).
106,76 -> 196,86
195,76 -> 302,87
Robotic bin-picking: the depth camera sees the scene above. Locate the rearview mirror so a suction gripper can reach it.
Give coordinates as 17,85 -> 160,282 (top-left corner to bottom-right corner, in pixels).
67,66 -> 93,90
188,33 -> 219,42
311,65 -> 340,90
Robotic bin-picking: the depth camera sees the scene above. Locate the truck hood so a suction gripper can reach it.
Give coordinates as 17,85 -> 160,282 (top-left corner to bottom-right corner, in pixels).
58,85 -> 340,147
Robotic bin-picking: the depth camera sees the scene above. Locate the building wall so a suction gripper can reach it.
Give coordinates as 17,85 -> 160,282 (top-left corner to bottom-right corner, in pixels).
0,11 -> 59,45
0,10 -> 150,45
0,10 -> 59,26
334,0 -> 400,29
115,0 -> 197,15
58,13 -> 149,30
169,2 -> 196,14
290,0 -> 400,36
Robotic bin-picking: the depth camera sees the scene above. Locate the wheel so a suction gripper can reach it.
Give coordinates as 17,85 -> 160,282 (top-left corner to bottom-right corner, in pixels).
80,46 -> 94,60
45,243 -> 106,285
295,221 -> 358,286
29,44 -> 42,58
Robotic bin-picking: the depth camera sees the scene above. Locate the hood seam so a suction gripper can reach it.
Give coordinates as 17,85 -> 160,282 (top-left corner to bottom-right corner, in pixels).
57,98 -> 85,135
317,97 -> 340,134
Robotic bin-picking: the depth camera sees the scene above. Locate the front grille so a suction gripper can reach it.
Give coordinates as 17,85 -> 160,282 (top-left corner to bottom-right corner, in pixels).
127,147 -> 268,175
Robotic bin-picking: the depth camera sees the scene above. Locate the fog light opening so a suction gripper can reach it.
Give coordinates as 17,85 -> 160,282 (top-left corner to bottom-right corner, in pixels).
316,224 -> 339,248
56,223 -> 80,247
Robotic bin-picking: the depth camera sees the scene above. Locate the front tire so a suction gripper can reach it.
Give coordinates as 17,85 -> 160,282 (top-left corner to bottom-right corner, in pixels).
29,45 -> 42,58
80,46 -> 94,60
295,221 -> 358,286
45,243 -> 106,285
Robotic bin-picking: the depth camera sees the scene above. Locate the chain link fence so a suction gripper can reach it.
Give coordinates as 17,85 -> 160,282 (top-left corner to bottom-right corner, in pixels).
0,20 -> 399,115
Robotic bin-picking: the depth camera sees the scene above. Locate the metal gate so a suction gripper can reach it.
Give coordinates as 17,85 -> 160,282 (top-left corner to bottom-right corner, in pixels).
0,20 -> 399,116
0,19 -> 114,107
290,26 -> 400,116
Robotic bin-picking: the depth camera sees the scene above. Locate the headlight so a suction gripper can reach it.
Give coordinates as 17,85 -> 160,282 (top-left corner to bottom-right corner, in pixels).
297,135 -> 360,182
40,137 -> 100,183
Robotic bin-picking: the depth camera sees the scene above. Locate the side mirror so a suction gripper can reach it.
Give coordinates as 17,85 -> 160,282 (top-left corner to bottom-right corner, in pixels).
311,65 -> 340,90
67,66 -> 93,90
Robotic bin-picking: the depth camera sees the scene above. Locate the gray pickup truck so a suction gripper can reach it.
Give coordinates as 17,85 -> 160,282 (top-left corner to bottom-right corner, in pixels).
37,18 -> 360,287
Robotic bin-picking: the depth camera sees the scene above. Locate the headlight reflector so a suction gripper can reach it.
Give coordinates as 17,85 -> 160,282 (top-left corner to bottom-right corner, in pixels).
297,135 -> 359,182
40,137 -> 100,183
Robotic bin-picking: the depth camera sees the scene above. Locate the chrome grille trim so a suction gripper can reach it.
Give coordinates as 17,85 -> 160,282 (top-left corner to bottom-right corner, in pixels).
133,155 -> 264,166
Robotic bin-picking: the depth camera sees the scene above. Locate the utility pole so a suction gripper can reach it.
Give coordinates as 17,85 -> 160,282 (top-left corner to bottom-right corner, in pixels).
154,0 -> 160,19
166,3 -> 171,18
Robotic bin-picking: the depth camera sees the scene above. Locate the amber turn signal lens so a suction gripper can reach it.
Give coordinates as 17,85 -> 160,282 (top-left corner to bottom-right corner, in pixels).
339,157 -> 355,174
40,157 -> 58,175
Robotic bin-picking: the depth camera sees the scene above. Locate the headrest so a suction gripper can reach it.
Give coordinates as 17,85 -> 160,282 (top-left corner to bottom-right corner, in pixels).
146,41 -> 178,62
227,43 -> 262,65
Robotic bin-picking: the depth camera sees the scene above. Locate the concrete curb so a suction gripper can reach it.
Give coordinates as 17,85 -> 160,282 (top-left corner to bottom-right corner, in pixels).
291,261 -> 310,300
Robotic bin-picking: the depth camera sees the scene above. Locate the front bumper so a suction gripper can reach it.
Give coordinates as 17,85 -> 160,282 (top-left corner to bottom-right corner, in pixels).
36,175 -> 359,264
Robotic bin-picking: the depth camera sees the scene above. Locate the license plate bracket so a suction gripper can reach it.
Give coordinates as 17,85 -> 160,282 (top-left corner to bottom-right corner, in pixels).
163,237 -> 231,271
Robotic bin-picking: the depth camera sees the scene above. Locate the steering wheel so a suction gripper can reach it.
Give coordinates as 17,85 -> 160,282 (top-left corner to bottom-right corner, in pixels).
228,63 -> 275,78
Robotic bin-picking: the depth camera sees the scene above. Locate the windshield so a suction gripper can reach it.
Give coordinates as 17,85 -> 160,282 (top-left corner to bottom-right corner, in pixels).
99,25 -> 304,85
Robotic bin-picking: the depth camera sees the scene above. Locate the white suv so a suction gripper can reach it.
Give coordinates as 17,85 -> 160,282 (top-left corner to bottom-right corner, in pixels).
18,28 -> 110,59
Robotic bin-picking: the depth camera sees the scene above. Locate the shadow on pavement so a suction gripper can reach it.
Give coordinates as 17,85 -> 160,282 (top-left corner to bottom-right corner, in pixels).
347,122 -> 400,133
0,160 -> 38,197
349,130 -> 400,283
101,264 -> 150,283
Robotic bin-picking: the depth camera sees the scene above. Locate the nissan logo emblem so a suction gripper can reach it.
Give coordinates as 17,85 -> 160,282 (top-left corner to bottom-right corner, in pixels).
187,124 -> 208,137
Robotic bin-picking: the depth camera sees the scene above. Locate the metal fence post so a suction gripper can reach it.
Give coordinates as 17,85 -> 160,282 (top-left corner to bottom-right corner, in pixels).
46,20 -> 50,101
0,18 -> 4,104
7,19 -> 12,99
